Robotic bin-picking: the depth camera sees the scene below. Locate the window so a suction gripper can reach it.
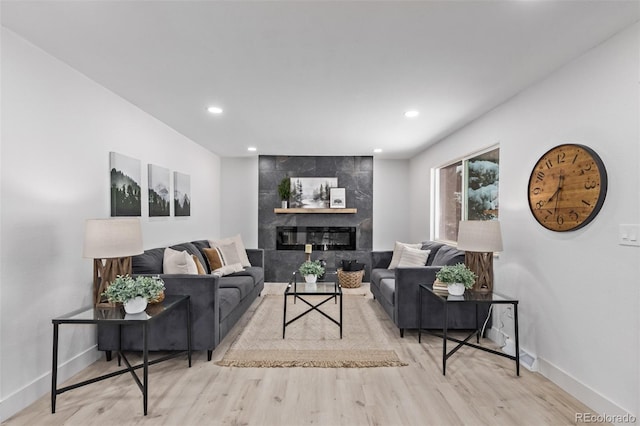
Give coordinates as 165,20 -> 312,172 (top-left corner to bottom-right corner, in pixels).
434,147 -> 499,243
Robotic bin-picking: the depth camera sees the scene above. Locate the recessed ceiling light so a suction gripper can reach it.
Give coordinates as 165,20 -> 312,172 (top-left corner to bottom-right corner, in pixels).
207,106 -> 223,114
373,148 -> 383,153
247,147 -> 257,152
404,110 -> 419,118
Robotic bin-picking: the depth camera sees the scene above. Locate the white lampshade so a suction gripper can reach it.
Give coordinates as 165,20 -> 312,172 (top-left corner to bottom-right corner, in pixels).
83,218 -> 144,259
456,220 -> 503,253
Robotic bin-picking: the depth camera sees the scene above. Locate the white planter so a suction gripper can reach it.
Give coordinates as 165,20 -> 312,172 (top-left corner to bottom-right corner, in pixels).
447,282 -> 465,296
124,296 -> 148,314
304,274 -> 317,284
281,200 -> 288,209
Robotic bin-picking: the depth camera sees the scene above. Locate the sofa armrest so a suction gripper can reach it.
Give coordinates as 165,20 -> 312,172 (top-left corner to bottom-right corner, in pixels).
247,249 -> 264,268
143,274 -> 221,349
371,251 -> 393,269
393,266 -> 442,329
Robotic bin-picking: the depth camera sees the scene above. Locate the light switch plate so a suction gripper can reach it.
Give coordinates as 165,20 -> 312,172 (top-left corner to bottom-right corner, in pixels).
619,224 -> 640,246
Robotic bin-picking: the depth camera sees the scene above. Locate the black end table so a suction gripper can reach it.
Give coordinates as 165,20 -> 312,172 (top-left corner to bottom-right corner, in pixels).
419,285 -> 519,376
51,295 -> 191,416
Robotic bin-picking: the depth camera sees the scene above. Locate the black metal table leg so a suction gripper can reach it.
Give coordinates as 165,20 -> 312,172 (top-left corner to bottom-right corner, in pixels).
186,297 -> 192,367
339,292 -> 343,339
514,303 -> 520,376
283,290 -> 288,338
475,303 -> 480,343
143,323 -> 148,416
51,323 -> 58,413
418,286 -> 423,343
443,303 -> 448,375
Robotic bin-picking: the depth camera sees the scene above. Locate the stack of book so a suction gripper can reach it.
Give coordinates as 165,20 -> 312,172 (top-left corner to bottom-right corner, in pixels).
432,279 -> 449,295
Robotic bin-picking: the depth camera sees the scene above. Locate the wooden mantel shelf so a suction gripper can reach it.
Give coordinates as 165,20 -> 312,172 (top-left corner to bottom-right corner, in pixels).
274,208 -> 358,214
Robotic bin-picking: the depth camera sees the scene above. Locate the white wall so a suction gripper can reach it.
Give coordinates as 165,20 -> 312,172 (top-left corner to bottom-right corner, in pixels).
0,29 -> 222,420
410,23 -> 640,417
373,159 -> 411,250
220,157 -> 259,248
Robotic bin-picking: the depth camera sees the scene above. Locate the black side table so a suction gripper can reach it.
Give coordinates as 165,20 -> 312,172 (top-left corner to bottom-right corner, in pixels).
419,285 -> 519,376
51,295 -> 191,416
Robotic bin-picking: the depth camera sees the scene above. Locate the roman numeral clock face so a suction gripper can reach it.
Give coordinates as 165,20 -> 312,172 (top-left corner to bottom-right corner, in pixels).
528,144 -> 607,232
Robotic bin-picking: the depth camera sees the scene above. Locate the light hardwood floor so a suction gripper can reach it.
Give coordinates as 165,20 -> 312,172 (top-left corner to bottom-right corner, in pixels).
4,284 -> 604,426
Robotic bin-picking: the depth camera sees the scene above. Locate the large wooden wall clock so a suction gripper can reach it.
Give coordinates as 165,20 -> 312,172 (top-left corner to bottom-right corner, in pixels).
528,144 -> 607,232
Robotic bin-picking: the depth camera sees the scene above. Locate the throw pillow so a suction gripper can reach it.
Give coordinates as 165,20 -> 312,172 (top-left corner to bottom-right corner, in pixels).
163,247 -> 198,274
396,247 -> 431,268
209,234 -> 251,267
388,241 -> 422,269
202,247 -> 224,270
212,263 -> 244,277
192,255 -> 206,275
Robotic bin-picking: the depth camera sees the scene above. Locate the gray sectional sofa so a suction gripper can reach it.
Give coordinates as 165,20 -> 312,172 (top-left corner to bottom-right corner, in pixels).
370,241 -> 488,337
97,240 -> 264,361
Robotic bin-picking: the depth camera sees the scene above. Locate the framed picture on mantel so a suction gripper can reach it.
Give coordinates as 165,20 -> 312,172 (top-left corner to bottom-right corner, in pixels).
290,177 -> 337,208
330,188 -> 346,208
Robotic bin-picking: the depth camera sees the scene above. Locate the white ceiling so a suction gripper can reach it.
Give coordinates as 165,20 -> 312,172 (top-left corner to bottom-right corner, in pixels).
2,1 -> 639,159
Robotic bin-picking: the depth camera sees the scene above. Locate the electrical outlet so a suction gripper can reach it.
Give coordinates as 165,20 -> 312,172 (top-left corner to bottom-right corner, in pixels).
619,224 -> 640,246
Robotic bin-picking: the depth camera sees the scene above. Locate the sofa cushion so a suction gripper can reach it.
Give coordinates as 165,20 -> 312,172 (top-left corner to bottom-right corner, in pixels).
213,263 -> 244,277
370,268 -> 395,288
210,234 -> 251,267
219,287 -> 241,322
202,247 -> 224,271
379,278 -> 395,306
132,247 -> 165,274
219,275 -> 255,300
388,242 -> 422,269
421,241 -> 445,266
431,244 -> 465,266
229,266 -> 264,286
163,248 -> 198,274
170,242 -> 208,272
191,240 -> 213,272
397,247 -> 431,267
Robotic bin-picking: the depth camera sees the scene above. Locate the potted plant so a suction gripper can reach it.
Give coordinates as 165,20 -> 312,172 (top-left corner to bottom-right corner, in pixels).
299,260 -> 325,284
278,177 -> 291,208
435,263 -> 477,296
102,275 -> 166,314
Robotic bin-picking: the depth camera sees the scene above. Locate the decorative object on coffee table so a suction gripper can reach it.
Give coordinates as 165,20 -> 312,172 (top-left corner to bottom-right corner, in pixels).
299,260 -> 325,284
101,275 -> 166,314
435,263 -> 477,296
456,220 -> 503,293
83,218 -> 144,306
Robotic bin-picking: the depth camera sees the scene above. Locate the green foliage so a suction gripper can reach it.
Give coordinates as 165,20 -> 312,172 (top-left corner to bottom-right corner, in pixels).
299,260 -> 325,277
436,263 -> 477,288
278,177 -> 291,201
102,275 -> 165,303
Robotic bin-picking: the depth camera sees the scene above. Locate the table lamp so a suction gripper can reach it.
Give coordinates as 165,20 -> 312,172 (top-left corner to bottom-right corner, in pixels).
83,218 -> 144,306
456,220 -> 503,293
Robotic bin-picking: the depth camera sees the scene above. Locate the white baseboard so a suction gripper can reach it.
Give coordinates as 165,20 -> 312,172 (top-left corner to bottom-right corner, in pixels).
488,326 -> 635,424
537,358 -> 636,425
0,345 -> 101,422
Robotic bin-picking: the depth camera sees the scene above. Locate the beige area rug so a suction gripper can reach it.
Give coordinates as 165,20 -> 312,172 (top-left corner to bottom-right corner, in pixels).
216,291 -> 407,368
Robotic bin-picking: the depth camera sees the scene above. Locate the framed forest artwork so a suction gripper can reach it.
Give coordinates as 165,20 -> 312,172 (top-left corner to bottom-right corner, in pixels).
110,152 -> 141,216
148,164 -> 170,217
173,171 -> 191,216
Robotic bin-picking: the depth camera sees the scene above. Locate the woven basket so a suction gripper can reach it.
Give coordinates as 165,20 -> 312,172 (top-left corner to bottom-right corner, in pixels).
337,268 -> 364,288
149,290 -> 165,304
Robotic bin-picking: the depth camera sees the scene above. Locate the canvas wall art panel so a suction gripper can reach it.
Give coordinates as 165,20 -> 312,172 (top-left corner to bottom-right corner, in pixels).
148,164 -> 170,217
289,177 -> 337,208
173,171 -> 191,216
110,152 -> 141,216
330,188 -> 346,208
